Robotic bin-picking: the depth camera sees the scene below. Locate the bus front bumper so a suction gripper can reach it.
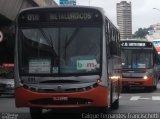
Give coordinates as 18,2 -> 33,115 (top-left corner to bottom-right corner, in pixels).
15,86 -> 108,108
122,76 -> 154,89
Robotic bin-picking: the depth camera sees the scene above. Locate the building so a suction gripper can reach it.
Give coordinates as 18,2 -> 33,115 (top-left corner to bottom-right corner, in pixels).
150,23 -> 160,31
145,24 -> 160,54
145,23 -> 160,41
0,0 -> 58,47
0,0 -> 57,65
34,0 -> 57,6
117,1 -> 132,39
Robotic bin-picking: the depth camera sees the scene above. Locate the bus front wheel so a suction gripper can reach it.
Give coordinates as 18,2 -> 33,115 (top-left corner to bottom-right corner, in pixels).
30,107 -> 42,119
97,107 -> 108,113
153,85 -> 157,91
111,99 -> 119,109
110,81 -> 120,110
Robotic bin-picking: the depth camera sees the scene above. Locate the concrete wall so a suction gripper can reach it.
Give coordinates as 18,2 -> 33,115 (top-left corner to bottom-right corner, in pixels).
0,0 -> 57,21
0,0 -> 38,20
0,0 -> 38,21
33,0 -> 57,6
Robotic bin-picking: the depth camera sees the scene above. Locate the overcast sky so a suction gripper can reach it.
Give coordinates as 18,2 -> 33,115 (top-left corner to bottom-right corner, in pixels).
55,0 -> 160,33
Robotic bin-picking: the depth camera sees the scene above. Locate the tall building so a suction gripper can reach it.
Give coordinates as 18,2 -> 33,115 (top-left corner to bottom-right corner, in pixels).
117,1 -> 132,39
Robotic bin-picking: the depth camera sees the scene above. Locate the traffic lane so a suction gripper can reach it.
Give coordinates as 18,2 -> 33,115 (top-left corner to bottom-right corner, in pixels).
0,96 -> 28,113
112,82 -> 160,113
1,82 -> 160,118
0,113 -> 30,119
0,99 -> 159,119
0,96 -> 30,119
32,109 -> 113,119
113,97 -> 160,113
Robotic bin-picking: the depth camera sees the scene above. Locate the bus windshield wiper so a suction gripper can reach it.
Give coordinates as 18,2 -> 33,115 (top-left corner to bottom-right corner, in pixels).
65,28 -> 80,48
63,28 -> 80,59
38,28 -> 58,57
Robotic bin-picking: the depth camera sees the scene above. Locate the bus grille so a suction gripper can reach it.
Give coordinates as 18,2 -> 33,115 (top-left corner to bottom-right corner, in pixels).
23,83 -> 98,93
30,98 -> 93,105
0,84 -> 6,90
0,84 -> 5,87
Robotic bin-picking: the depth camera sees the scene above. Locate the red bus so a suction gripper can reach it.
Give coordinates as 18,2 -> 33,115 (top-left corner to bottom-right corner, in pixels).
152,39 -> 160,54
152,39 -> 160,80
15,6 -> 122,118
121,40 -> 159,91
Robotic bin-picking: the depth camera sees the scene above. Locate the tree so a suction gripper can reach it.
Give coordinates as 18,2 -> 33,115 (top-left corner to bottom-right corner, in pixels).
133,27 -> 152,38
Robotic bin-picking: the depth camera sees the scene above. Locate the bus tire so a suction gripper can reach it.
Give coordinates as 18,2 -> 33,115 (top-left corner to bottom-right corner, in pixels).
147,86 -> 154,92
110,82 -> 119,110
153,85 -> 157,91
97,107 -> 108,113
30,107 -> 42,119
111,99 -> 119,110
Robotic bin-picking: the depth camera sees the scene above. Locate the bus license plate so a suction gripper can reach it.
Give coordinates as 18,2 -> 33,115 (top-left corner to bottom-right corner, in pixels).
53,97 -> 68,101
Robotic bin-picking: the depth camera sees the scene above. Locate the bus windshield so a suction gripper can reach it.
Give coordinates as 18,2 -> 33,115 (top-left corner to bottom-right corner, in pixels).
121,49 -> 153,69
20,27 -> 101,75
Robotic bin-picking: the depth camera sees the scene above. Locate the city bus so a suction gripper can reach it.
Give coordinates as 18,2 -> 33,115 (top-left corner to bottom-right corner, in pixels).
15,6 -> 122,118
152,39 -> 160,79
152,39 -> 160,54
121,40 -> 159,91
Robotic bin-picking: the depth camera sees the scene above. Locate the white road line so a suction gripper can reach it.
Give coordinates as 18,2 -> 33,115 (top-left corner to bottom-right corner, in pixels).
152,96 -> 160,100
139,98 -> 151,100
130,96 -> 141,101
129,96 -> 160,101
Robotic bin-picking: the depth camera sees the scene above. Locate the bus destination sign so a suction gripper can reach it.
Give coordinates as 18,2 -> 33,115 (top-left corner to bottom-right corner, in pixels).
121,42 -> 152,47
49,12 -> 92,21
19,10 -> 102,25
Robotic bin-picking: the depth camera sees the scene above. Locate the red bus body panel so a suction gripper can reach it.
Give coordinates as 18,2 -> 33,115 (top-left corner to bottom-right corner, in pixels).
122,76 -> 154,88
15,86 -> 108,108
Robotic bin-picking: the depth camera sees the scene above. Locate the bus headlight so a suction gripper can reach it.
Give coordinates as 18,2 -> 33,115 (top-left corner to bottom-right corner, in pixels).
96,79 -> 101,83
143,76 -> 148,80
110,76 -> 120,80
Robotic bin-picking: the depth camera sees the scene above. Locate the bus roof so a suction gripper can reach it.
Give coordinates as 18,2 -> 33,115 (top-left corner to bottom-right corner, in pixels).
17,6 -> 119,30
19,6 -> 105,16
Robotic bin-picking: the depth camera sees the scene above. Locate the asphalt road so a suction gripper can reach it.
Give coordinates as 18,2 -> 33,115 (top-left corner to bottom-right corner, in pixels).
1,83 -> 160,119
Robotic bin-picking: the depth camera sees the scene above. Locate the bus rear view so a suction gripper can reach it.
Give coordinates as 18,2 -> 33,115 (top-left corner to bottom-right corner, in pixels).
121,40 -> 159,92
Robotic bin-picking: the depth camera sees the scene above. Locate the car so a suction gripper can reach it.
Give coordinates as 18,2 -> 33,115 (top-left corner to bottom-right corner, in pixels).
0,63 -> 14,96
0,79 -> 14,96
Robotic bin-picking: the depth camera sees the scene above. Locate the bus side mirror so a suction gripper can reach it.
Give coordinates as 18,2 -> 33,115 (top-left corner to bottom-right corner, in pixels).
110,41 -> 117,55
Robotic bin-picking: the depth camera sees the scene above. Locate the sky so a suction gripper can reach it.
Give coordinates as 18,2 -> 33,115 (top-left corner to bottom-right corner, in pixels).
54,0 -> 160,33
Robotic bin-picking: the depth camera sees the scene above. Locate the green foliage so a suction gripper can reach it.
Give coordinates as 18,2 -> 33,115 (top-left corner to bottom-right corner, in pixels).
133,27 -> 152,38
0,68 -> 13,78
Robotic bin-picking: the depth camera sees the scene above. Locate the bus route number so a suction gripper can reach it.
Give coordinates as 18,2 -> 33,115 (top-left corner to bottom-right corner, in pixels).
27,14 -> 39,21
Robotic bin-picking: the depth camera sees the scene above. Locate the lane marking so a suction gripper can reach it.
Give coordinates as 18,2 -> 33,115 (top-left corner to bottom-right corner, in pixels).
120,96 -> 160,101
130,96 -> 141,101
152,96 -> 160,100
130,96 -> 160,101
138,97 -> 151,100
